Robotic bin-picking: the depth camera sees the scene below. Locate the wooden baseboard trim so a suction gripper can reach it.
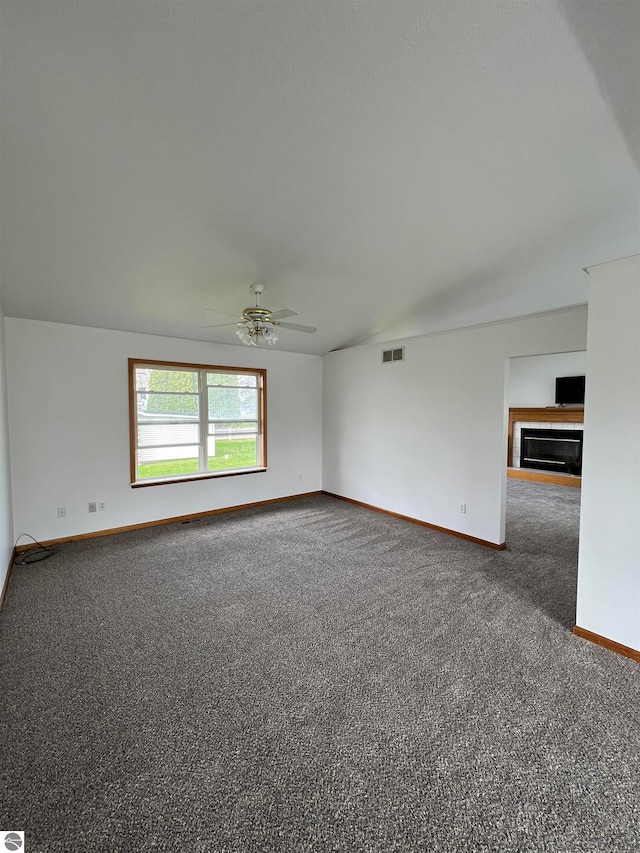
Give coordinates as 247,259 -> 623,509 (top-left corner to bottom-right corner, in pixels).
507,468 -> 581,488
573,626 -> 640,664
0,548 -> 16,608
15,492 -> 323,553
322,491 -> 506,550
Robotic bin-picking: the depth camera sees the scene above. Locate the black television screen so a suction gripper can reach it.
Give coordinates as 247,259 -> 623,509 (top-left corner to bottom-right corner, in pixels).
555,375 -> 585,405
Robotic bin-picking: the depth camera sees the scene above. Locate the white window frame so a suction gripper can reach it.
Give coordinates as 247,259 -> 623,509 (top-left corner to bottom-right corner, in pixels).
129,359 -> 267,487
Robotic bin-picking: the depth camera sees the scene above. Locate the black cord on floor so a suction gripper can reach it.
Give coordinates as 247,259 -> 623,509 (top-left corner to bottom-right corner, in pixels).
13,534 -> 61,565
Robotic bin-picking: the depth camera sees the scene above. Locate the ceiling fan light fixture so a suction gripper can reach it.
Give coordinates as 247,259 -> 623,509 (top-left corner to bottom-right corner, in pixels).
236,324 -> 254,346
236,321 -> 279,346
260,324 -> 279,345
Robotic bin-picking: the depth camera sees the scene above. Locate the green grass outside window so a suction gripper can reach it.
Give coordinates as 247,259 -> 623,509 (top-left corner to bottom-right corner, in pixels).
137,438 -> 257,480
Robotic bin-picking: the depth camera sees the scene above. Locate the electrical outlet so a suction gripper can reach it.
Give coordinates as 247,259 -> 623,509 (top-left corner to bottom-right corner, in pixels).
459,503 -> 467,514
299,473 -> 303,480
57,506 -> 67,518
88,502 -> 97,513
98,501 -> 107,512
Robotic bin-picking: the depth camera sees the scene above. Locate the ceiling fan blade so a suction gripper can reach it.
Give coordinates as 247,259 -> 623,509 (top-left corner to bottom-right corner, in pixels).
269,308 -> 298,321
276,321 -> 317,334
201,322 -> 241,329
205,308 -> 242,319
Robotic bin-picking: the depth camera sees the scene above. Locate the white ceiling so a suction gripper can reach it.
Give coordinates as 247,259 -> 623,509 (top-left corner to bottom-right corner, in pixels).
1,0 -> 638,355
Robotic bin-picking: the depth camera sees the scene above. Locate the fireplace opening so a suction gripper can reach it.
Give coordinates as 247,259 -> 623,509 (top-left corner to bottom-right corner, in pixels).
520,428 -> 583,475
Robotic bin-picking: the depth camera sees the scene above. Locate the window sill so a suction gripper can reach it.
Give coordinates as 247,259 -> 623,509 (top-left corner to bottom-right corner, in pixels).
130,467 -> 268,488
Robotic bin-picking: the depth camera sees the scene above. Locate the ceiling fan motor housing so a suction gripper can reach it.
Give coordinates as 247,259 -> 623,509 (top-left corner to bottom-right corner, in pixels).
242,306 -> 271,322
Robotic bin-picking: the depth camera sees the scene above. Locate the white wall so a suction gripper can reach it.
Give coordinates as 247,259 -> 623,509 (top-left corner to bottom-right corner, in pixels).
5,319 -> 322,542
0,298 -> 15,592
323,306 -> 588,546
577,255 -> 640,651
508,350 -> 587,407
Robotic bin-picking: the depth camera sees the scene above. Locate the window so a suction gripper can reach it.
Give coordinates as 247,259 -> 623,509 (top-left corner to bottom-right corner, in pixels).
129,359 -> 266,486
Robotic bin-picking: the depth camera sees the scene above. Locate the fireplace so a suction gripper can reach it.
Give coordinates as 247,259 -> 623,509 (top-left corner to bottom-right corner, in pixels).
519,428 -> 583,475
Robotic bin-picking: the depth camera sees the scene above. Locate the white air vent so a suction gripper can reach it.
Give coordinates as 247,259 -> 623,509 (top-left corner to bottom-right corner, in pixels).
382,347 -> 405,363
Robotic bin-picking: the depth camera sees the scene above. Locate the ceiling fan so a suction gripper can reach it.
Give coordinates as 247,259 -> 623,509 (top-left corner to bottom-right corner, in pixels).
204,284 -> 317,347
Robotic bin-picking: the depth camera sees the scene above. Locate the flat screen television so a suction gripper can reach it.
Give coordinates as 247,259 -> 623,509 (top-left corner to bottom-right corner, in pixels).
555,375 -> 585,405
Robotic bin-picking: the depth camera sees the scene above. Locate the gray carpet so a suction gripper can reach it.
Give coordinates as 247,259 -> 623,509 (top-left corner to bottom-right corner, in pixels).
1,481 -> 638,852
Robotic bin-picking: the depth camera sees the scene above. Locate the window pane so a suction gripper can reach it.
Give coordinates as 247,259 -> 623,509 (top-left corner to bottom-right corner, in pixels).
138,423 -> 199,447
207,373 -> 257,388
208,421 -> 258,437
208,386 -> 257,420
136,367 -> 199,396
207,435 -> 257,471
140,392 -> 199,419
137,445 -> 200,480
